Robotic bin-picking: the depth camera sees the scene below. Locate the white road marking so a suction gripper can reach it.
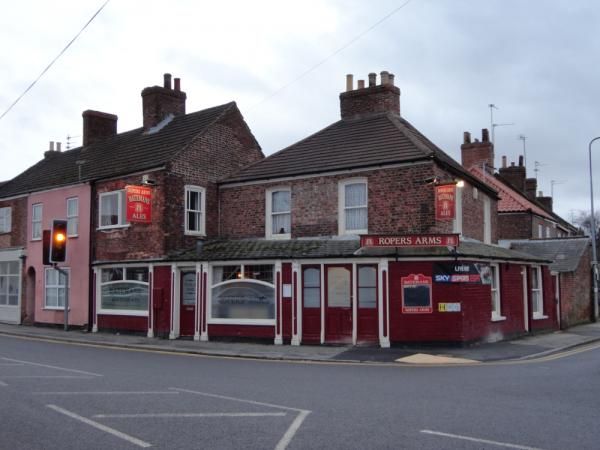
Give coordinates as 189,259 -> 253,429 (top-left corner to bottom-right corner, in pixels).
0,356 -> 102,376
0,380 -> 7,386
420,430 -> 544,450
34,391 -> 180,396
0,363 -> 24,366
94,412 -> 287,419
170,387 -> 311,450
46,404 -> 152,448
275,409 -> 310,450
1,375 -> 96,379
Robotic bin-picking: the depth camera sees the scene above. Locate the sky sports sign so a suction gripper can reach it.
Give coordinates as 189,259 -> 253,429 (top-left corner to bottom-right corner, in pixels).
433,262 -> 492,284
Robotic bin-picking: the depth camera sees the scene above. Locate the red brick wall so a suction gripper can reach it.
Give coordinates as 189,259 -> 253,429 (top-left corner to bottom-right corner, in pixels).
559,245 -> 592,328
489,263 -> 527,338
498,213 -> 533,240
0,197 -> 27,248
220,163 -> 493,239
339,84 -> 400,120
530,265 -> 558,332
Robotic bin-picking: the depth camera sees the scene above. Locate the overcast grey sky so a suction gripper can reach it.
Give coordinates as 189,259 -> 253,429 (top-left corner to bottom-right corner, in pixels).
0,0 -> 598,222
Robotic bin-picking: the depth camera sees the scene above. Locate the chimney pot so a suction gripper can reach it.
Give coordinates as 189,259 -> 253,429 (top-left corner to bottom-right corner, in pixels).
389,73 -> 395,86
49,141 -> 54,151
174,77 -> 181,92
518,155 -> 524,167
380,71 -> 390,85
368,72 -> 376,87
538,191 -> 543,197
357,79 -> 365,89
502,155 -> 507,168
482,128 -> 489,143
346,74 -> 353,92
511,162 -> 515,167
164,73 -> 172,89
56,142 -> 62,152
463,131 -> 471,144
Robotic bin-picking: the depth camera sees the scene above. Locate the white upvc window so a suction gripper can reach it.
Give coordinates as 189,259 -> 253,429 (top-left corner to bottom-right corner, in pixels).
266,187 -> 291,239
0,207 -> 11,233
531,266 -> 545,319
32,203 -> 42,240
44,267 -> 69,309
67,197 -> 79,237
99,190 -> 127,228
490,264 -> 504,321
0,261 -> 20,306
99,266 -> 149,316
339,179 -> 368,235
185,185 -> 206,235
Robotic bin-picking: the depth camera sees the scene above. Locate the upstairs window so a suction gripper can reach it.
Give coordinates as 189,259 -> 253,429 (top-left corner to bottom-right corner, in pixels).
0,207 -> 11,233
339,179 -> 368,235
185,186 -> 206,235
67,197 -> 79,237
32,203 -> 42,240
266,188 -> 291,239
99,191 -> 127,228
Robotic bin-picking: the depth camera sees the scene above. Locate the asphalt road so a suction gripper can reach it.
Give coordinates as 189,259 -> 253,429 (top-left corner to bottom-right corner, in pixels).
1,334 -> 599,450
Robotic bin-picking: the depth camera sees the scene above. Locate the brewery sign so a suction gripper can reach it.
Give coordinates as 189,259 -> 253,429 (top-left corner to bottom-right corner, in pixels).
126,185 -> 152,223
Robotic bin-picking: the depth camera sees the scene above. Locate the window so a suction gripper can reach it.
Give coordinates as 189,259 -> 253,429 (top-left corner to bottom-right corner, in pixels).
483,196 -> 491,244
0,207 -> 11,233
185,186 -> 205,235
490,264 -> 503,320
266,188 -> 291,239
339,179 -> 367,235
472,187 -> 478,200
67,197 -> 79,236
99,266 -> 149,314
531,266 -> 544,318
537,224 -> 543,238
0,261 -> 19,306
99,191 -> 127,228
45,268 -> 69,309
211,264 -> 275,322
303,267 -> 320,308
358,265 -> 377,309
545,226 -> 551,238
31,203 -> 42,240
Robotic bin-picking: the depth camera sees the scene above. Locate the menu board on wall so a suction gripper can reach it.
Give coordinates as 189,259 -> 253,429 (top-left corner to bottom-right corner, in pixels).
401,273 -> 432,314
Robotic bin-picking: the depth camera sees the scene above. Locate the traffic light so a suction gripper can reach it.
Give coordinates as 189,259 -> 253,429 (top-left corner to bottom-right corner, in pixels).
49,219 -> 68,263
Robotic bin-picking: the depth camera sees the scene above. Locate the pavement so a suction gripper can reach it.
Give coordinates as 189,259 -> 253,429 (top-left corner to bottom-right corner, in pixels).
1,321 -> 600,364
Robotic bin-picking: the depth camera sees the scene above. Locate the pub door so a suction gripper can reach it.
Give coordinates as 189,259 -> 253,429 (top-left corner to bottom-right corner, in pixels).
179,270 -> 197,337
325,265 -> 353,343
356,265 -> 378,343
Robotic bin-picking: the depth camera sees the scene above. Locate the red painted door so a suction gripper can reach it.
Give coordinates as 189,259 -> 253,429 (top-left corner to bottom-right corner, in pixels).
302,266 -> 321,343
325,265 -> 352,343
179,270 -> 196,336
357,265 -> 378,342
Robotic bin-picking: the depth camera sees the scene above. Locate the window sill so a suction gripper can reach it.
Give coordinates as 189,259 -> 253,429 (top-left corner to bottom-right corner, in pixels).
266,234 -> 290,240
184,231 -> 206,237
31,238 -> 42,242
533,313 -> 549,320
43,307 -> 69,311
67,234 -> 79,238
98,224 -> 130,231
97,310 -> 148,317
491,314 -> 506,322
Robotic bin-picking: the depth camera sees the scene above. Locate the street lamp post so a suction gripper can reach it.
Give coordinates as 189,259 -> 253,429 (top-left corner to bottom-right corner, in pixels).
589,137 -> 600,321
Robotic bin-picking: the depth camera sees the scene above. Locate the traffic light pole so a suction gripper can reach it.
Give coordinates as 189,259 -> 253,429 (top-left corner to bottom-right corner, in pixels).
54,265 -> 69,331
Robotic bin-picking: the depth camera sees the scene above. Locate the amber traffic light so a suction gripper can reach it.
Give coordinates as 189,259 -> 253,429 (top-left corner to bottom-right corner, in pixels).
50,219 -> 68,263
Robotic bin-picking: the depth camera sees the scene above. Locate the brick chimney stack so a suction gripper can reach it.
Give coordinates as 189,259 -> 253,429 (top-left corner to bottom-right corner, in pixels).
82,110 -> 118,146
525,177 -> 537,200
537,191 -> 553,211
498,155 -> 526,192
340,70 -> 400,120
141,73 -> 187,130
460,128 -> 494,172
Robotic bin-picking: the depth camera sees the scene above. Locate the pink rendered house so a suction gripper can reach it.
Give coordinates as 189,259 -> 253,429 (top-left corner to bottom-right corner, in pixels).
26,184 -> 91,327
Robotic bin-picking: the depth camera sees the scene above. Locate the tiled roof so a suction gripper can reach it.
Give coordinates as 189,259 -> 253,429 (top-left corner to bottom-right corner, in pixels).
507,237 -> 590,272
223,113 -> 497,197
169,238 -> 548,263
0,103 -> 234,198
469,166 -> 553,219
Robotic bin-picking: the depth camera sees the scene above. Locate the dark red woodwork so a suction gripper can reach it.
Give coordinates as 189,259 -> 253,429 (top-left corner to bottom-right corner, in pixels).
153,266 -> 172,336
97,315 -> 147,332
179,270 -> 196,336
207,324 -> 275,339
357,264 -> 378,343
324,264 -> 353,344
301,265 -> 321,344
282,263 -> 293,340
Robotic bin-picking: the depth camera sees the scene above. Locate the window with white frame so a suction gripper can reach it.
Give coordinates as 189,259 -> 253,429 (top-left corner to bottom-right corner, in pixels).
266,188 -> 291,238
45,267 -> 69,309
339,179 -> 368,235
67,197 -> 79,236
537,224 -> 543,238
99,191 -> 127,228
302,267 -> 320,308
185,186 -> 205,235
211,264 -> 275,322
0,261 -> 19,306
531,266 -> 544,318
32,203 -> 42,240
99,267 -> 149,314
0,207 -> 11,233
490,264 -> 502,319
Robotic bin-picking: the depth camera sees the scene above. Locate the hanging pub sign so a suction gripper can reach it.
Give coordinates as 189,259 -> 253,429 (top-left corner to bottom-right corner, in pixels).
433,262 -> 492,284
435,184 -> 456,220
360,234 -> 459,248
125,185 -> 152,223
401,273 -> 433,314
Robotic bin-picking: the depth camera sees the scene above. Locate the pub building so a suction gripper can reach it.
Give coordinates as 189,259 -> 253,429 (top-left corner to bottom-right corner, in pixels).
94,71 -> 556,347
